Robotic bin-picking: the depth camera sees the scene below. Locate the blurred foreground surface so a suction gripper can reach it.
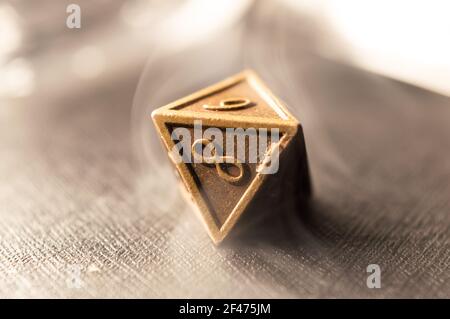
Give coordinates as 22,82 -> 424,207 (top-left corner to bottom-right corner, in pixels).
0,0 -> 449,298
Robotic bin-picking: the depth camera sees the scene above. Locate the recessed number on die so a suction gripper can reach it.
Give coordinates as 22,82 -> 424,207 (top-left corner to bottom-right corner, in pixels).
203,97 -> 253,111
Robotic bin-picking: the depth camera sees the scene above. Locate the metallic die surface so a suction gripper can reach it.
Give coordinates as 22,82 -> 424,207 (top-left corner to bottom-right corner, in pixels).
152,70 -> 311,244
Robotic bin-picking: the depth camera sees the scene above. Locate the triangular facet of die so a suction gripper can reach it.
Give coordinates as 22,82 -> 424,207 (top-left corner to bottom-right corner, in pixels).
153,70 -> 298,124
166,124 -> 285,229
152,70 -> 299,244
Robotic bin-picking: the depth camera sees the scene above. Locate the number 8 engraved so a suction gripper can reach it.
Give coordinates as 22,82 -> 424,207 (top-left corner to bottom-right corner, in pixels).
191,138 -> 244,184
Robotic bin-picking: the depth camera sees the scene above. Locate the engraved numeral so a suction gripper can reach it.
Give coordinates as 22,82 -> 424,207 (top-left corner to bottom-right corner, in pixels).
191,138 -> 244,184
203,97 -> 252,111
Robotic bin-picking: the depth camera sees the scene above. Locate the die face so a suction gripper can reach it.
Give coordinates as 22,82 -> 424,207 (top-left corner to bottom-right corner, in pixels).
165,124 -> 285,229
169,76 -> 285,119
152,70 -> 303,244
165,125 -> 261,227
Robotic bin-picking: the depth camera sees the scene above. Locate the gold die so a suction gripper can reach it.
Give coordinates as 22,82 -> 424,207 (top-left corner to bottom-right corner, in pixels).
152,70 -> 311,244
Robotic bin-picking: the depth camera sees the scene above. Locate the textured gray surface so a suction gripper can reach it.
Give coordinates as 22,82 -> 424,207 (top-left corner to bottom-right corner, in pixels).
1,56 -> 449,298
1,1 -> 449,298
